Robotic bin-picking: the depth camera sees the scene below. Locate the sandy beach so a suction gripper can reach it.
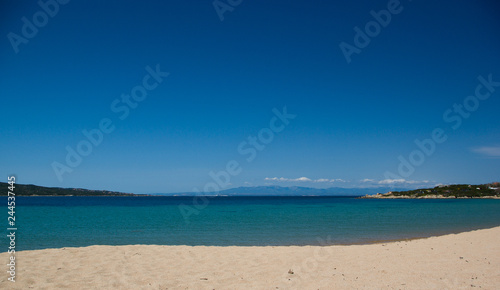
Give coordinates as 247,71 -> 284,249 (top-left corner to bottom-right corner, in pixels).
2,226 -> 499,289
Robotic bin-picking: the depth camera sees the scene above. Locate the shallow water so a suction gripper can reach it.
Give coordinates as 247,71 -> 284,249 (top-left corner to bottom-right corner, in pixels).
5,196 -> 500,251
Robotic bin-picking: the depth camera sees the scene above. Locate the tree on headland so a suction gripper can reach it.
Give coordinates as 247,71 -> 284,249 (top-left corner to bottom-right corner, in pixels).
390,183 -> 500,198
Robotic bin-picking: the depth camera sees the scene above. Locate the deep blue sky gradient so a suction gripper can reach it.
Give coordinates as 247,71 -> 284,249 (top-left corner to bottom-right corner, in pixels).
1,0 -> 499,193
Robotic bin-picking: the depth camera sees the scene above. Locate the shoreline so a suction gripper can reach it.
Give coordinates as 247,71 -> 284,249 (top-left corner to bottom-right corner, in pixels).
7,225 -> 498,252
2,226 -> 499,289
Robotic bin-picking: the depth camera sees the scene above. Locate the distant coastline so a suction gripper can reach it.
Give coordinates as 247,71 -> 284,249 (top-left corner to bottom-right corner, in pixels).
361,183 -> 500,199
4,182 -> 500,198
1,182 -> 408,197
1,182 -> 139,196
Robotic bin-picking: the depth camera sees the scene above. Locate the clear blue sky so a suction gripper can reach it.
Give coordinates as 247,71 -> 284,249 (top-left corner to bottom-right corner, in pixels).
1,0 -> 499,193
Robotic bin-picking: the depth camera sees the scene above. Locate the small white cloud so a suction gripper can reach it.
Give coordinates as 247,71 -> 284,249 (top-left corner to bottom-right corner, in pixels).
472,146 -> 500,158
311,178 -> 347,183
377,179 -> 431,185
361,179 -> 375,183
282,178 -> 349,183
264,177 -> 292,182
264,176 -> 313,182
378,178 -> 406,184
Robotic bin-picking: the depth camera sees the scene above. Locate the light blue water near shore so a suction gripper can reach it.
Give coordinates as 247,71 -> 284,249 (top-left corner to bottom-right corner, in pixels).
5,196 -> 500,251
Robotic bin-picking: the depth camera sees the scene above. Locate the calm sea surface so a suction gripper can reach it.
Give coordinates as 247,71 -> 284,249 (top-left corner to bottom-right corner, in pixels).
4,196 -> 500,251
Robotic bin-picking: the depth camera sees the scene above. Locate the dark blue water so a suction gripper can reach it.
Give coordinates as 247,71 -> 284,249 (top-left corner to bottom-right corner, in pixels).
4,196 -> 500,251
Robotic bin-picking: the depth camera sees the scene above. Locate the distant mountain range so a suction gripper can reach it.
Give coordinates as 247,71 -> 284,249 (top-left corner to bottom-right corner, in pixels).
2,182 -> 409,196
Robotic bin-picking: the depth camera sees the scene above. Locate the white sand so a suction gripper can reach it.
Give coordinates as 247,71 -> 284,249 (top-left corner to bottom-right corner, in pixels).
2,227 -> 499,289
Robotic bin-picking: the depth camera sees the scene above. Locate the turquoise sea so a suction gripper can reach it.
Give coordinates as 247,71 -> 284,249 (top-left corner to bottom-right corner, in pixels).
4,196 -> 500,251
